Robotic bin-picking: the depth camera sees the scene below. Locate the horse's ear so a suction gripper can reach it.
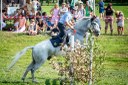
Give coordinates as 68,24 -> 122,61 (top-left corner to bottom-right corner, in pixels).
91,15 -> 97,22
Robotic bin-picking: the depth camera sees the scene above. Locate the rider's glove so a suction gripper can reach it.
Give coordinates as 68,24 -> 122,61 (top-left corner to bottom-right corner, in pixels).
72,29 -> 76,34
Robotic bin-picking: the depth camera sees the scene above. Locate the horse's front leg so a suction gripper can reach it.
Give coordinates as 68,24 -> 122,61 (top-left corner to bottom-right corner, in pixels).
85,32 -> 90,45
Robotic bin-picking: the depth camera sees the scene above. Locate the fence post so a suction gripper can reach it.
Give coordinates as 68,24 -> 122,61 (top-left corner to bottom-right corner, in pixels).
0,0 -> 2,31
89,36 -> 94,85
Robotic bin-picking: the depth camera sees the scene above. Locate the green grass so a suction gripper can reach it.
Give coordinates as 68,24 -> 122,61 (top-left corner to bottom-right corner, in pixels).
0,5 -> 128,85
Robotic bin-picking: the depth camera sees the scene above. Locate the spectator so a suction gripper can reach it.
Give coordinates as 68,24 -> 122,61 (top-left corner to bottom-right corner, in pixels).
98,0 -> 105,19
104,3 -> 114,35
46,16 -> 59,36
72,7 -> 79,21
77,2 -> 85,20
42,12 -> 49,25
2,10 -> 7,30
15,13 -> 26,33
28,19 -> 38,35
22,6 -> 28,16
14,17 -> 19,31
36,12 -> 41,23
84,1 -> 93,17
50,3 -> 60,26
59,3 -> 68,17
29,8 -> 36,21
32,0 -> 40,15
26,1 -> 32,12
37,1 -> 41,11
66,2 -> 71,12
115,11 -> 124,35
38,19 -> 45,33
45,17 -> 54,34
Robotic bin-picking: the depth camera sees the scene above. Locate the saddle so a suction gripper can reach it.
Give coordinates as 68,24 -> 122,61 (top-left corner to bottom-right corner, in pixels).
50,34 -> 69,48
50,36 -> 63,47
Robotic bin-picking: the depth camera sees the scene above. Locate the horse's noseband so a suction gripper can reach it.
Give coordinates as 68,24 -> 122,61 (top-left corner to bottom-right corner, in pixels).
89,21 -> 100,34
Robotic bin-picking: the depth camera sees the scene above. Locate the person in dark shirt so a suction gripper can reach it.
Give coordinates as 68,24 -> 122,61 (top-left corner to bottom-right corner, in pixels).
104,3 -> 114,35
38,19 -> 44,33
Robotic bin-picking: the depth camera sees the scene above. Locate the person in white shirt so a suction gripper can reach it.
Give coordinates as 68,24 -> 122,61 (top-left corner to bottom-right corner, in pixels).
59,3 -> 68,17
28,19 -> 38,35
32,0 -> 40,15
77,2 -> 85,20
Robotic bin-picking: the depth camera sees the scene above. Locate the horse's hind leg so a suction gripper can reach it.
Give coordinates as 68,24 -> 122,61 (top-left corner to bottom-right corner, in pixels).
21,61 -> 34,82
31,60 -> 44,83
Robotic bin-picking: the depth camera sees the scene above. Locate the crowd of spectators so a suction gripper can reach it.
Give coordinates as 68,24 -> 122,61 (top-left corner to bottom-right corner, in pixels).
1,0 -> 125,36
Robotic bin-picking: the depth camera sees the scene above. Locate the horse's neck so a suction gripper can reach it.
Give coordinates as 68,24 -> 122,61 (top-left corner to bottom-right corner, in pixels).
75,19 -> 90,33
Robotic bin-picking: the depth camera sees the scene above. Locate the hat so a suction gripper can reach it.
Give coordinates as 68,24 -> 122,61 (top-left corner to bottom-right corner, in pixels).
62,2 -> 66,5
79,1 -> 83,4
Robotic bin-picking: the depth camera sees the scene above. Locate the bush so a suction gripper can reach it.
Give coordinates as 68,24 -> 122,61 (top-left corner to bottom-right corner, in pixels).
51,37 -> 106,84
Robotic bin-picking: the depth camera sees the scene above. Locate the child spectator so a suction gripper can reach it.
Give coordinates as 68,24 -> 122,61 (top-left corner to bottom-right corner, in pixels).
50,3 -> 60,25
45,17 -> 54,33
38,19 -> 45,33
28,19 -> 38,35
15,13 -> 26,33
115,11 -> 124,35
42,12 -> 48,24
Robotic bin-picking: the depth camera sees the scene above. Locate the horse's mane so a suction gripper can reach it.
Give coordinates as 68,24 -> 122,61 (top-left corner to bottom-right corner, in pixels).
75,17 -> 91,25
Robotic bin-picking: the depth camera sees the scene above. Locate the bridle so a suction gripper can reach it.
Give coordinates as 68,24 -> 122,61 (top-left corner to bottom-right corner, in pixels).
89,20 -> 100,35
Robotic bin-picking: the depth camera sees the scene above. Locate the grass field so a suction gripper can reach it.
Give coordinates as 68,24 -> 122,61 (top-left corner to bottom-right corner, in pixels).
0,5 -> 128,85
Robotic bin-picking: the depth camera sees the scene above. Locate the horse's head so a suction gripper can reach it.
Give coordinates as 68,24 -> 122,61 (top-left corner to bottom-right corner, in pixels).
88,16 -> 101,36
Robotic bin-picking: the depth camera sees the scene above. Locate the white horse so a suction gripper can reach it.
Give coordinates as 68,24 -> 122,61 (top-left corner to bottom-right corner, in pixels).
8,16 -> 101,82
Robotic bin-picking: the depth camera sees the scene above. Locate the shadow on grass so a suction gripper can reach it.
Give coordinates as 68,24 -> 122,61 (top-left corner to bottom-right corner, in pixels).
101,33 -> 128,36
0,78 -> 61,85
106,57 -> 128,63
104,2 -> 128,6
1,80 -> 29,84
45,78 -> 60,85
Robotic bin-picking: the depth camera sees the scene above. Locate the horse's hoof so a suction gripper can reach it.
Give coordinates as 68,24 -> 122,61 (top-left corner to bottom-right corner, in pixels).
32,80 -> 39,83
21,77 -> 25,82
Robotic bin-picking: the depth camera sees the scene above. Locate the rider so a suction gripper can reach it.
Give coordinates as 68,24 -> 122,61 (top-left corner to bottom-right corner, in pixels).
50,11 -> 76,47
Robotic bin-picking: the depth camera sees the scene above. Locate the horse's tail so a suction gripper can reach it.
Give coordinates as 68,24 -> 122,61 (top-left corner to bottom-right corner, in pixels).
8,46 -> 34,70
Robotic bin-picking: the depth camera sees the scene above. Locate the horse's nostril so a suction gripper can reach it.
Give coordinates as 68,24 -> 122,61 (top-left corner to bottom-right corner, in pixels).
97,33 -> 100,36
